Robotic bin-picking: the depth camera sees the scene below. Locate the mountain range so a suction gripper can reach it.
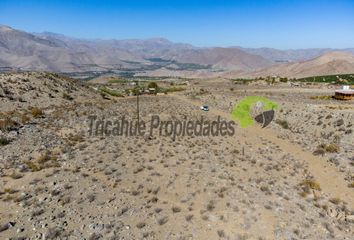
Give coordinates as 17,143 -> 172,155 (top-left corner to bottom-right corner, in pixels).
1,24 -> 354,78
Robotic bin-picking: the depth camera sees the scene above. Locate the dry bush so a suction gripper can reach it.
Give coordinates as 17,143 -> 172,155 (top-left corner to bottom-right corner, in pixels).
300,179 -> 321,191
329,198 -> 341,205
315,143 -> 340,155
0,117 -> 17,131
309,95 -> 332,100
275,119 -> 290,129
30,107 -> 43,118
62,92 -> 74,101
0,137 -> 10,146
324,144 -> 340,153
299,179 -> 321,197
25,150 -> 60,172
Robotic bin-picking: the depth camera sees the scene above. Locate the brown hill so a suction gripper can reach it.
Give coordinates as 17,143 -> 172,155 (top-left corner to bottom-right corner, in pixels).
165,47 -> 273,71
233,51 -> 354,78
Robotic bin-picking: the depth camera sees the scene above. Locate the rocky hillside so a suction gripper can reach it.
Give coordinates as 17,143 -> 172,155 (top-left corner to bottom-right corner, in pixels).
0,72 -> 99,112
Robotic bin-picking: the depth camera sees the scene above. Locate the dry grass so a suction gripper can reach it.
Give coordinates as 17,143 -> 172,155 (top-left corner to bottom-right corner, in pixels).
300,179 -> 321,191
30,107 -> 43,118
25,150 -> 60,172
324,144 -> 340,153
0,117 -> 17,131
299,179 -> 321,197
315,143 -> 340,154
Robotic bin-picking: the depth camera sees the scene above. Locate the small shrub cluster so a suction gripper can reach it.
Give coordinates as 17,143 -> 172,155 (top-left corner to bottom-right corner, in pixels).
309,95 -> 332,100
314,143 -> 340,155
299,179 -> 321,197
30,107 -> 43,118
100,87 -> 124,97
25,150 -> 60,172
0,137 -> 10,146
62,92 -> 74,101
0,117 -> 17,131
275,119 -> 290,129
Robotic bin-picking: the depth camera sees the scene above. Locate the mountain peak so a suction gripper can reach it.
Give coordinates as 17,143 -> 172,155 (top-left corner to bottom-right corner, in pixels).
0,24 -> 14,32
313,51 -> 354,64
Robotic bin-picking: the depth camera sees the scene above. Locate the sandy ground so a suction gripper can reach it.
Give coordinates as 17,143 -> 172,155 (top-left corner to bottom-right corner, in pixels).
0,73 -> 353,239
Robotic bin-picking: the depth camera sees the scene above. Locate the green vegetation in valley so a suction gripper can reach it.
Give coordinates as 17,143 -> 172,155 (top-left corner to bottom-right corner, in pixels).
99,87 -> 125,97
160,87 -> 186,93
108,78 -> 130,84
297,74 -> 354,85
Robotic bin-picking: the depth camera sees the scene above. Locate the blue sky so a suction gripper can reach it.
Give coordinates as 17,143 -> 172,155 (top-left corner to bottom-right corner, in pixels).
0,0 -> 353,49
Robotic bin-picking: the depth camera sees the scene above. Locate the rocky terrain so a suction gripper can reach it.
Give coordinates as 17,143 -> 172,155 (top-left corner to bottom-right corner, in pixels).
0,72 -> 353,239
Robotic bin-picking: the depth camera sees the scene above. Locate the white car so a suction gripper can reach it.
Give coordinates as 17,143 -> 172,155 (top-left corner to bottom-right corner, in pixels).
200,105 -> 209,111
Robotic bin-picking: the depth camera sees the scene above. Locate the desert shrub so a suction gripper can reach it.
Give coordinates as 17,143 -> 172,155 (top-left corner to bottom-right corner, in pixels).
299,179 -> 321,197
37,150 -> 52,164
335,119 -> 345,127
62,92 -> 74,101
329,198 -> 341,205
313,148 -> 325,156
217,230 -> 226,238
0,117 -> 17,131
300,179 -> 321,191
30,107 -> 43,118
158,216 -> 168,225
315,143 -> 340,154
325,144 -> 340,153
21,114 -> 30,124
0,137 -> 10,146
172,206 -> 181,213
25,161 -> 41,172
25,150 -> 59,172
275,119 -> 289,129
136,222 -> 146,229
185,214 -> 193,221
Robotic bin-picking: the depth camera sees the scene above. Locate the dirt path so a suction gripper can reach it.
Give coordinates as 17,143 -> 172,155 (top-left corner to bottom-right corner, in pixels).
170,93 -> 354,208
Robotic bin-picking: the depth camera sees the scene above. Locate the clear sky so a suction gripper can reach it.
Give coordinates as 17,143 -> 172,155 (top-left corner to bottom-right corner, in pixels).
0,0 -> 353,49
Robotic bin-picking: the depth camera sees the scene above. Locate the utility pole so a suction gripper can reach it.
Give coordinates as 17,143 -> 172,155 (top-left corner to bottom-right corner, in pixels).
136,80 -> 140,125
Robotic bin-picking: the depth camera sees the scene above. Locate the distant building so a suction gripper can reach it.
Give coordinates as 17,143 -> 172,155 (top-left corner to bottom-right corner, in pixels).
148,88 -> 157,94
334,86 -> 354,100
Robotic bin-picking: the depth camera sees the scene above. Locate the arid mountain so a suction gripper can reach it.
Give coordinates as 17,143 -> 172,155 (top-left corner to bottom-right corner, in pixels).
234,47 -> 354,63
1,24 -> 354,78
0,25 -> 273,73
234,51 -> 354,78
0,25 -> 146,72
160,47 -> 273,71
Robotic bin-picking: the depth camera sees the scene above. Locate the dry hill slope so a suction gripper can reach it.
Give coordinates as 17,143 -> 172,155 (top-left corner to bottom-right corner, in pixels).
235,51 -> 354,78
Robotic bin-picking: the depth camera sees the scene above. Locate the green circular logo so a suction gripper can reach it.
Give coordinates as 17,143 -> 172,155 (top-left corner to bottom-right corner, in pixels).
231,96 -> 278,128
